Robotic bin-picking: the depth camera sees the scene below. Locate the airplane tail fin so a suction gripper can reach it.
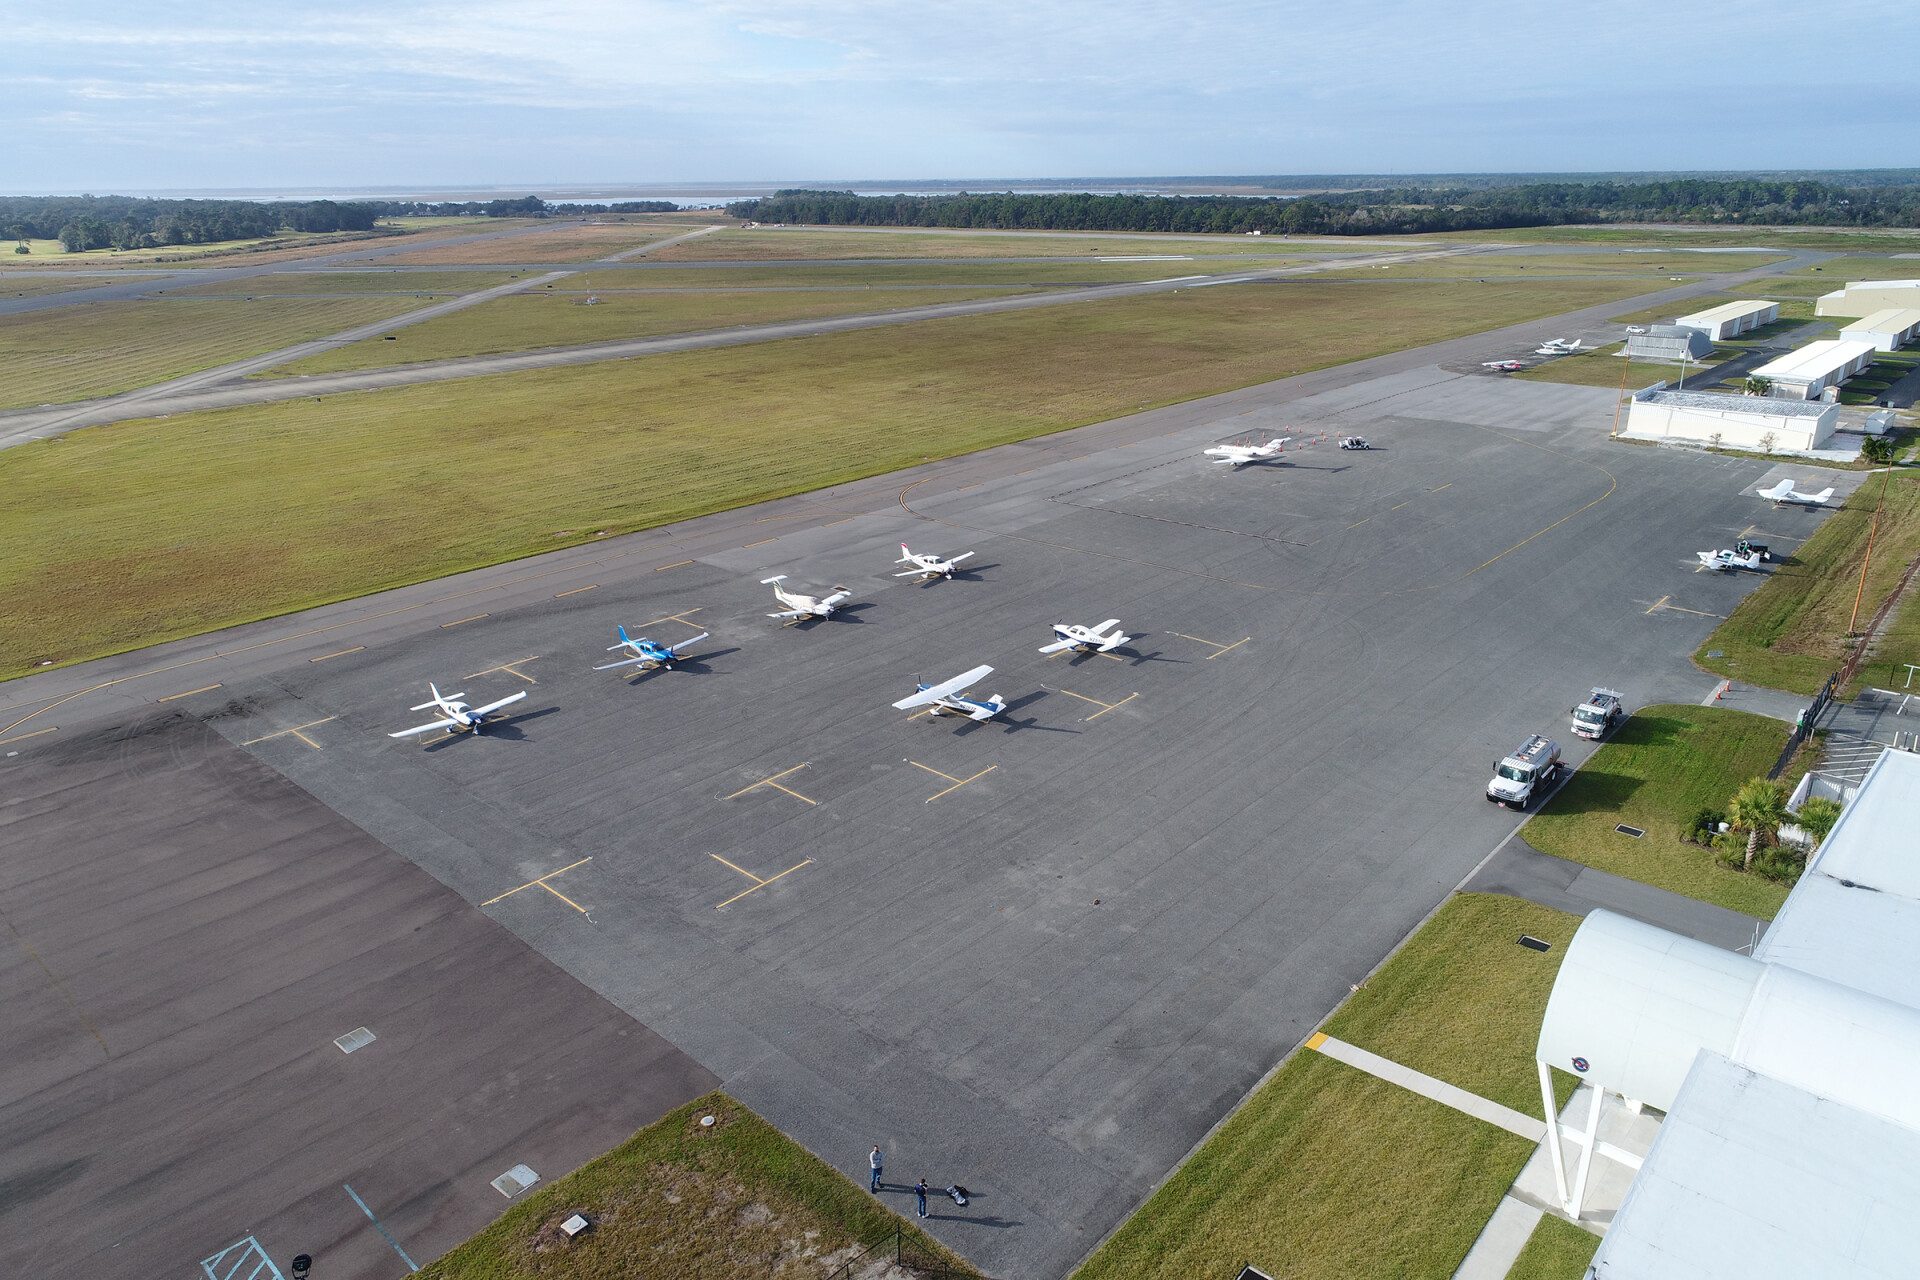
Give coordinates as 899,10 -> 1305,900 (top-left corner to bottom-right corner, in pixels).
1810,487 -> 1834,504
898,543 -> 914,563
617,625 -> 632,644
1758,479 -> 1793,500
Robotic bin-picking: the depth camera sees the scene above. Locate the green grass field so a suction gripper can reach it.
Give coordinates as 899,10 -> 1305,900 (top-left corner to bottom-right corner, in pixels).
1513,343 -> 1665,389
1521,706 -> 1798,918
1786,256 -> 1920,279
1426,227 -> 1920,252
1314,252 -> 1774,279
1509,1214 -> 1602,1280
375,220 -> 706,265
0,295 -> 435,410
651,227 -> 1382,261
1073,894 -> 1579,1280
417,1093 -> 976,1280
1697,472 -> 1920,694
0,275 -> 1669,676
567,257 -> 1301,290
1,275 -> 129,297
165,270 -> 519,296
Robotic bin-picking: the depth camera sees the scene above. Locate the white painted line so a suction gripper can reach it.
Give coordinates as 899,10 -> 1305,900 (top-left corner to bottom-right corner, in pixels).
1309,1034 -> 1546,1141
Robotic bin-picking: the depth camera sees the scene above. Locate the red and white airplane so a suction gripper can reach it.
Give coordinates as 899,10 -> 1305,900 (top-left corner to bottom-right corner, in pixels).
1204,437 -> 1290,468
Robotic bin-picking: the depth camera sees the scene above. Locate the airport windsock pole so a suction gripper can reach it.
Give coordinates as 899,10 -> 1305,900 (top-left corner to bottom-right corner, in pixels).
1610,352 -> 1633,437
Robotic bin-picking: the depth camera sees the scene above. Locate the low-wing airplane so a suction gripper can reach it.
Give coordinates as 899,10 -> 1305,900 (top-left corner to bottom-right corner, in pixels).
1757,478 -> 1836,507
892,664 -> 1007,720
1040,619 -> 1133,654
1534,338 -> 1583,355
594,624 -> 710,672
895,544 -> 975,581
1698,547 -> 1765,572
1482,360 -> 1526,371
1204,437 -> 1291,468
763,575 -> 852,620
388,683 -> 528,738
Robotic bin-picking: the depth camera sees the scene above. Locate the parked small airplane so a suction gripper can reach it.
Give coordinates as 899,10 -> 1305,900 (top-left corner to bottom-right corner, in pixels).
895,544 -> 975,581
1040,619 -> 1133,654
1698,547 -> 1765,572
1204,437 -> 1291,468
1534,339 -> 1583,355
763,575 -> 852,620
1482,360 -> 1526,371
1757,478 -> 1836,507
892,665 -> 1007,720
388,683 -> 527,738
594,625 -> 710,672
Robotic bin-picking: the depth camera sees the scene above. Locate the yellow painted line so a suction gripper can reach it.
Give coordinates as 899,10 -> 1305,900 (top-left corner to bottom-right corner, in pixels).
1174,633 -> 1250,658
1016,469 -> 1038,475
726,763 -> 816,805
956,483 -> 982,490
482,856 -> 594,915
1203,637 -> 1250,659
0,726 -> 58,747
1345,517 -> 1370,529
554,584 -> 598,597
1055,688 -> 1137,719
442,613 -> 488,627
634,607 -> 705,631
744,538 -> 776,548
1390,501 -> 1412,510
1428,482 -> 1453,492
242,717 -> 338,747
1660,602 -> 1726,619
656,560 -> 694,570
158,684 -> 221,702
713,854 -> 813,908
1645,595 -> 1670,615
1306,1032 -> 1328,1051
912,762 -> 997,803
1082,692 -> 1138,721
310,646 -> 364,662
824,517 -> 855,527
465,656 -> 540,683
911,760 -> 961,783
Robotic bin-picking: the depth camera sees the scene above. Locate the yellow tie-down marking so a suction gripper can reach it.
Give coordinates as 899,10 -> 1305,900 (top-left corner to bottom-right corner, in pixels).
1174,633 -> 1250,659
242,717 -> 339,749
1043,645 -> 1127,663
710,853 -> 813,909
465,655 -> 542,683
910,760 -> 997,803
1646,595 -> 1726,619
483,856 -> 595,919
633,607 -> 706,633
726,763 -> 817,805
1053,689 -> 1140,722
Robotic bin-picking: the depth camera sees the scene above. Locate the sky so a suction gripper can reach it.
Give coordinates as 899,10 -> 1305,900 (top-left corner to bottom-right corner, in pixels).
7,0 -> 1920,193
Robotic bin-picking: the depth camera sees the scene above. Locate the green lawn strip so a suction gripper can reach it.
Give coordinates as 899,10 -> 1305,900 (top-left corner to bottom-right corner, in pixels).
0,296 -> 437,409
1740,276 -> 1843,298
569,258 -> 1300,290
417,1092 -> 977,1280
1513,343 -> 1663,389
1697,471 -> 1920,694
1604,297 -> 1816,328
1316,253 -> 1772,280
651,228 -> 1383,262
1785,256 -> 1920,279
266,285 -> 1042,376
164,270 -> 519,297
1522,706 -> 1799,918
1853,572 -> 1920,697
0,275 -> 1666,676
1425,228 -> 1920,252
1508,1213 -> 1601,1280
0,276 -> 126,298
1074,895 -> 1578,1280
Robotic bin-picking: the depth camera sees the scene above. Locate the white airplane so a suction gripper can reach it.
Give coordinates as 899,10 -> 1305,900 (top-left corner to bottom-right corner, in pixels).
1040,619 -> 1133,654
594,624 -> 710,672
1534,338 -> 1583,355
388,683 -> 528,738
895,543 -> 975,581
762,575 -> 852,620
1757,478 -> 1836,507
1204,437 -> 1291,468
892,664 -> 1007,721
1698,547 -> 1765,572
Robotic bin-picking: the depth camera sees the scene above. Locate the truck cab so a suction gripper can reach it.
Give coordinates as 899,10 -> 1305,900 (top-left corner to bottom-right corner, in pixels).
1486,734 -> 1563,810
1571,688 -> 1626,741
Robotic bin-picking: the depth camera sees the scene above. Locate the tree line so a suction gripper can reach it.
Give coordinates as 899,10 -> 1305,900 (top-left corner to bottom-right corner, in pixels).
726,180 -> 1920,237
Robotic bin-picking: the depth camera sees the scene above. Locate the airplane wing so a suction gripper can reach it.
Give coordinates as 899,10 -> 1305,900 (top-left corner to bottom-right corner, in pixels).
821,590 -> 852,608
892,664 -> 995,710
894,567 -> 930,577
469,691 -> 528,718
1092,619 -> 1122,634
593,655 -> 651,670
1038,637 -> 1079,654
947,552 -> 975,564
769,609 -> 808,618
1757,479 -> 1793,500
668,631 -> 710,655
390,718 -> 458,738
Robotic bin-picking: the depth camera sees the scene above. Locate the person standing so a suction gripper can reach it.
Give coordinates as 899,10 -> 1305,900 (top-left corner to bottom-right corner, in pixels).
869,1146 -> 884,1193
915,1179 -> 929,1218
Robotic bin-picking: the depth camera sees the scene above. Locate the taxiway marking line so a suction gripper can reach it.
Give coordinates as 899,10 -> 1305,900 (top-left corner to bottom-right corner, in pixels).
465,656 -> 540,683
713,855 -> 813,908
913,762 -> 997,803
825,518 -> 855,526
0,725 -> 58,747
1174,633 -> 1250,658
1054,688 -> 1137,719
1346,517 -> 1370,529
482,857 -> 594,911
634,607 -> 705,632
311,646 -> 364,662
1428,482 -> 1453,492
442,613 -> 489,627
1656,600 -> 1726,619
1391,501 -> 1412,510
158,684 -> 221,702
745,538 -> 777,548
242,717 -> 338,747
1646,596 -> 1670,615
554,584 -> 598,597
655,560 -> 694,570
726,763 -> 816,804
1081,692 -> 1138,721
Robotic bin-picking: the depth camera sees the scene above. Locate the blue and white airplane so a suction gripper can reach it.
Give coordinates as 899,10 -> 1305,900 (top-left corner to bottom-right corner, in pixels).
1040,619 -> 1132,654
594,625 -> 710,672
388,683 -> 527,739
892,664 -> 1007,721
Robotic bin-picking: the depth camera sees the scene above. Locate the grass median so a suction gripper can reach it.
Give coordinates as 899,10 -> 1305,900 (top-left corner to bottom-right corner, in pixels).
418,1092 -> 976,1280
1522,705 -> 1798,918
1509,1215 -> 1602,1280
0,274 -> 1666,677
1074,894 -> 1582,1280
1696,471 -> 1920,695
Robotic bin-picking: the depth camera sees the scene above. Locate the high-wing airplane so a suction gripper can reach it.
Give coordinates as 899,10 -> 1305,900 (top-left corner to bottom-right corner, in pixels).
895,544 -> 975,581
1040,619 -> 1132,654
594,624 -> 710,672
1757,478 -> 1836,507
1698,547 -> 1765,572
892,664 -> 1007,720
1203,437 -> 1291,468
1534,339 -> 1583,355
763,575 -> 852,620
1482,360 -> 1526,371
388,683 -> 528,738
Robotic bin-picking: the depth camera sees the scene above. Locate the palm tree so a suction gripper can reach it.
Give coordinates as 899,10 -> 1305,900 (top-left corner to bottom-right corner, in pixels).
1860,435 -> 1896,466
1727,778 -> 1790,870
1795,796 -> 1843,848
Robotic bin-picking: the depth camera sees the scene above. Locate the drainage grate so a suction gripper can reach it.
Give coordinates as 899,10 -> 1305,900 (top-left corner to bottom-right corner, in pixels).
1615,824 -> 1646,838
1518,935 -> 1553,952
491,1164 -> 539,1198
333,1027 -> 377,1054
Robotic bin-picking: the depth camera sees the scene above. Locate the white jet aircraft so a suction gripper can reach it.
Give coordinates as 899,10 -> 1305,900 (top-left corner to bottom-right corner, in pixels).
594,624 -> 710,672
1204,437 -> 1291,468
1040,619 -> 1133,654
762,575 -> 852,620
1756,478 -> 1836,507
1698,547 -> 1765,572
892,665 -> 1007,720
895,544 -> 975,581
388,683 -> 528,738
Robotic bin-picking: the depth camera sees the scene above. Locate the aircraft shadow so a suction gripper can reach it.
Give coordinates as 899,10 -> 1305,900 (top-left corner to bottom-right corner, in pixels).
421,705 -> 560,749
1120,648 -> 1183,667
787,603 -> 873,629
623,647 -> 742,681
959,690 -> 1080,736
